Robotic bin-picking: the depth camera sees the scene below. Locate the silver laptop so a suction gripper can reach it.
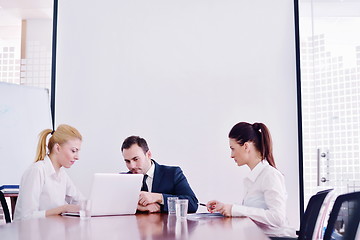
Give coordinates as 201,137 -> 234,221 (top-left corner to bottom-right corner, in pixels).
90,173 -> 142,216
65,173 -> 142,217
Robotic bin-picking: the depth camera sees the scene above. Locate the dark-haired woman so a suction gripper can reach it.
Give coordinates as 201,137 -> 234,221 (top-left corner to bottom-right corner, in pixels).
206,122 -> 294,237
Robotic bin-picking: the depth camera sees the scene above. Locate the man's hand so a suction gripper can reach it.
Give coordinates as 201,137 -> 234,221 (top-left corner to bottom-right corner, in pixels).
137,203 -> 161,213
139,192 -> 163,206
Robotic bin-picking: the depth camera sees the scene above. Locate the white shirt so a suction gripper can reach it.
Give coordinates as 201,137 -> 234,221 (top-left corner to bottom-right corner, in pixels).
231,160 -> 295,237
14,156 -> 83,221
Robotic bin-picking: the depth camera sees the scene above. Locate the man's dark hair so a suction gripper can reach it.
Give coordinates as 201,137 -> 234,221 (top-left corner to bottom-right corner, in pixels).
121,136 -> 149,154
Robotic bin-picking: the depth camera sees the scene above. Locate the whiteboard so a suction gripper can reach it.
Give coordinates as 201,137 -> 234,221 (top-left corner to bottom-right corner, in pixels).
0,82 -> 52,185
56,0 -> 300,228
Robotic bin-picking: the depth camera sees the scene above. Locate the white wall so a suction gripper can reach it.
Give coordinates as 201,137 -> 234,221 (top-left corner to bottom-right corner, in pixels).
56,0 -> 300,228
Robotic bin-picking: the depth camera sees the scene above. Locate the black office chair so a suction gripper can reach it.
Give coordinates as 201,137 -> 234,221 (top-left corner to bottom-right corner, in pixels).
0,191 -> 11,223
323,191 -> 360,240
270,189 -> 333,240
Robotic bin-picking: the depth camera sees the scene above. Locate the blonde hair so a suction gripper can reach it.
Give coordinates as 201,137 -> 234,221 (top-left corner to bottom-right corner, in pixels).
35,124 -> 82,162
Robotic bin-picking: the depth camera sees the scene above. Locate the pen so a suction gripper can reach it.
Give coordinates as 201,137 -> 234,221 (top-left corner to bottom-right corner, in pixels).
198,202 -> 207,207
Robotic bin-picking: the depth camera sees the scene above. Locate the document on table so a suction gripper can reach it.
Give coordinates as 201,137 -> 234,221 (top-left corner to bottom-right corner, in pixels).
186,212 -> 224,220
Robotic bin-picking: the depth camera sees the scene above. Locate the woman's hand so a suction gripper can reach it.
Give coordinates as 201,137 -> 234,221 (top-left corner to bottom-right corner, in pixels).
206,200 -> 232,217
45,204 -> 80,217
63,204 -> 80,213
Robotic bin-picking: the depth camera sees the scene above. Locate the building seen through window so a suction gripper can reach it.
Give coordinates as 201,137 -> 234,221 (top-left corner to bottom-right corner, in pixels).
0,0 -> 53,90
299,0 -> 360,205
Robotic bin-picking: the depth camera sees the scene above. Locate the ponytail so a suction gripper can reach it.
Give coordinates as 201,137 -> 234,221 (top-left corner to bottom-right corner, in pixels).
35,129 -> 53,162
252,123 -> 276,168
34,124 -> 82,162
229,122 -> 276,168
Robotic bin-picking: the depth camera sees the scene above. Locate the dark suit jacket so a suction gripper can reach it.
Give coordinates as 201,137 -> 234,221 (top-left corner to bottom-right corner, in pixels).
151,160 -> 198,213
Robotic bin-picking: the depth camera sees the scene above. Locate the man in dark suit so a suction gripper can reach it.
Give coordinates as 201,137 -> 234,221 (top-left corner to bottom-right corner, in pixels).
121,136 -> 198,213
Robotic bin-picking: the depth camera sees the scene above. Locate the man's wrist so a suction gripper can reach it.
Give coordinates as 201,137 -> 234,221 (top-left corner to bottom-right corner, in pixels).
158,193 -> 164,204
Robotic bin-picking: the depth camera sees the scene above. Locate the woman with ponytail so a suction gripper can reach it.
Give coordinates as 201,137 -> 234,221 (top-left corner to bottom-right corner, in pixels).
206,122 -> 294,237
14,124 -> 84,220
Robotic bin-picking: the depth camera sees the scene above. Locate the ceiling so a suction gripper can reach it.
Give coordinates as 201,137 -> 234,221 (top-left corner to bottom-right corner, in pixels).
0,0 -> 52,26
0,0 -> 359,27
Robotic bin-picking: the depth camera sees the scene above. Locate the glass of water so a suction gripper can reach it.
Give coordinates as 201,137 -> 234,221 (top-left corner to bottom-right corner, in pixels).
79,199 -> 92,220
167,197 -> 179,214
175,199 -> 188,219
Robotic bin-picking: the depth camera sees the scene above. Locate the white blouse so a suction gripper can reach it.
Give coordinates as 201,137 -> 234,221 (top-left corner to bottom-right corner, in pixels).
231,160 -> 295,237
14,156 -> 83,221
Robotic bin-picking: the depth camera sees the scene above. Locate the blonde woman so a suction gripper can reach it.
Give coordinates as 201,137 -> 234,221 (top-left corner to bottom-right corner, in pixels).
14,124 -> 84,220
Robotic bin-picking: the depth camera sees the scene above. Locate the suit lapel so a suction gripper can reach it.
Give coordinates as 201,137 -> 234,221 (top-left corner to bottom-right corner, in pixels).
151,160 -> 165,192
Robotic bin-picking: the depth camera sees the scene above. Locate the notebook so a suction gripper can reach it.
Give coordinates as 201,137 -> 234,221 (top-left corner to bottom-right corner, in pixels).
64,173 -> 142,217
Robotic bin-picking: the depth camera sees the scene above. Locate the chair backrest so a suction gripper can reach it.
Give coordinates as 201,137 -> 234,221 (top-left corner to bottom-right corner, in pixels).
298,189 -> 333,240
312,189 -> 336,240
0,191 -> 11,223
323,191 -> 360,240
